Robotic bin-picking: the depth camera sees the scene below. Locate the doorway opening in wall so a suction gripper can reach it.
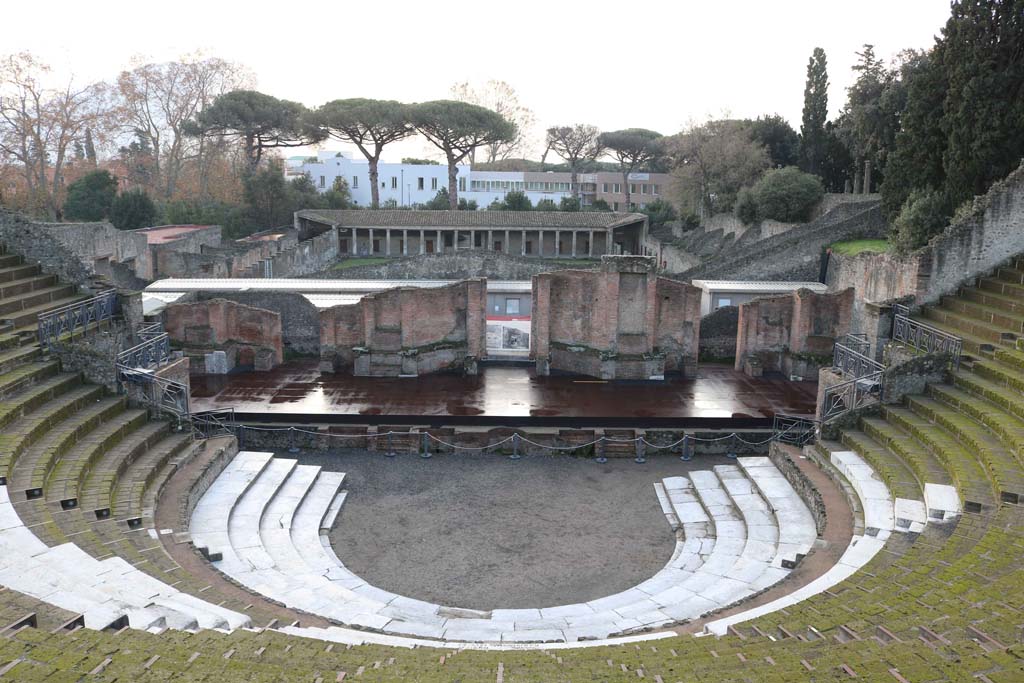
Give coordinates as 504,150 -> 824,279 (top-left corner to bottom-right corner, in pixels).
494,241 -> 502,252
426,240 -> 434,253
525,241 -> 533,255
340,239 -> 348,253
475,233 -> 483,248
444,234 -> 454,248
372,239 -> 380,254
399,240 -> 405,254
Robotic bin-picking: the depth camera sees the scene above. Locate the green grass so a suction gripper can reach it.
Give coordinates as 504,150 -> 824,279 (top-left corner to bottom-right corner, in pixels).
330,257 -> 391,271
830,239 -> 890,256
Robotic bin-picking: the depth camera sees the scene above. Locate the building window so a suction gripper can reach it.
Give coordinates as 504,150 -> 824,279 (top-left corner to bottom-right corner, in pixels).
505,298 -> 520,315
641,184 -> 648,194
418,177 -> 424,190
629,184 -> 637,194
319,176 -> 325,188
352,176 -> 359,189
652,184 -> 660,195
613,202 -> 620,211
431,177 -> 438,190
459,177 -> 466,192
391,177 -> 398,189
602,183 -> 608,192
716,297 -> 732,309
613,183 -> 620,193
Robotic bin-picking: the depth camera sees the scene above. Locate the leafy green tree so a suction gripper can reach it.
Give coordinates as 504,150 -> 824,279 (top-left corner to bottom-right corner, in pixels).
559,196 -> 581,212
189,90 -> 323,172
748,115 -> 799,168
588,198 -> 611,211
424,188 -> 452,210
838,44 -> 900,192
64,170 -> 118,221
411,100 -> 516,208
545,124 -> 602,199
735,188 -> 759,224
401,157 -> 439,165
819,122 -> 855,192
747,167 -> 824,222
891,188 -> 949,251
323,176 -> 351,210
315,99 -> 413,208
502,190 -> 533,211
457,197 -> 478,211
535,198 -> 558,211
599,128 -> 663,211
109,188 -> 157,229
641,198 -> 678,229
242,159 -> 291,227
799,47 -> 829,175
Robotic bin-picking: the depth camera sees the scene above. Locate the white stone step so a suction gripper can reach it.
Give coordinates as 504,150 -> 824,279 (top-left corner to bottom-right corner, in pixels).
229,457 -> 298,570
829,450 -> 895,538
737,457 -> 817,567
652,482 -> 680,530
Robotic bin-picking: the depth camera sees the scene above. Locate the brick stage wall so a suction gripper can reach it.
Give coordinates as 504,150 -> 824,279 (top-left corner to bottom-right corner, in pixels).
164,299 -> 283,370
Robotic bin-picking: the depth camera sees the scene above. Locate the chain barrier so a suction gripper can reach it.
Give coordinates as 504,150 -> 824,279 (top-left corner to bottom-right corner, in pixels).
231,422 -> 806,460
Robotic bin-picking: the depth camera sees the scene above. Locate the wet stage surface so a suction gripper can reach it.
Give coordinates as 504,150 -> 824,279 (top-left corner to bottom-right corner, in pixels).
191,361 -> 817,427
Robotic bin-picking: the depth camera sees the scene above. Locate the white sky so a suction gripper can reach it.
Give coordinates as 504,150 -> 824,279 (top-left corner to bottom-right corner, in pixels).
7,0 -> 951,162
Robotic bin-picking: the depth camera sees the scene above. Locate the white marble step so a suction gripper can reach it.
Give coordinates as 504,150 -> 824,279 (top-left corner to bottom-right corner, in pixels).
0,484 -> 249,633
830,450 -> 896,538
229,457 -> 298,570
652,482 -> 680,530
737,457 -> 817,566
191,450 -> 275,558
713,465 -> 789,592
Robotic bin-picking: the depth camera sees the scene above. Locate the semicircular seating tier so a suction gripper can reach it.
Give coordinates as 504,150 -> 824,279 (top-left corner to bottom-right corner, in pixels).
190,451 -> 845,644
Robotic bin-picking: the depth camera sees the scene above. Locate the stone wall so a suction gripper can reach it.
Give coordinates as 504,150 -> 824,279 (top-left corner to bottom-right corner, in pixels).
735,288 -> 853,377
180,291 -> 321,357
319,279 -> 487,376
678,201 -> 885,281
827,162 -> 1024,326
698,306 -> 739,362
262,229 -> 341,277
163,299 -> 283,373
531,256 -> 701,379
145,225 -> 222,279
769,442 -> 827,536
308,248 -> 602,281
0,211 -> 115,291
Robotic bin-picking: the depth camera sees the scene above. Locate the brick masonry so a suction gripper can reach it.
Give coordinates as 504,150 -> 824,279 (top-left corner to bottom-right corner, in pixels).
319,280 -> 487,376
531,256 -> 702,380
163,299 -> 283,373
307,249 -> 602,281
735,288 -> 853,378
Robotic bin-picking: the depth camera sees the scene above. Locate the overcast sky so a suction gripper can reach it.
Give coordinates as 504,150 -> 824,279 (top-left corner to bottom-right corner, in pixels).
7,0 -> 952,162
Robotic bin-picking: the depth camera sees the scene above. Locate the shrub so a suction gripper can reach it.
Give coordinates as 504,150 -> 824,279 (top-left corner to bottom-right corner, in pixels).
110,189 -> 157,230
503,190 -> 532,211
747,166 -> 824,222
891,188 -> 950,251
64,170 -> 118,221
642,198 -> 678,228
559,196 -> 580,212
734,188 -> 759,224
535,198 -> 558,211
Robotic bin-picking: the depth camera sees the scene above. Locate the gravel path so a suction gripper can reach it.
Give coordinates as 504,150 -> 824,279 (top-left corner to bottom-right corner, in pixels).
292,449 -> 733,610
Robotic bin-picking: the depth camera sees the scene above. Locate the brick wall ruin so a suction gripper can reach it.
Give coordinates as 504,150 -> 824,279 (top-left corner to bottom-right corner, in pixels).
164,299 -> 283,374
531,256 -> 701,380
735,288 -> 853,379
319,280 -> 486,376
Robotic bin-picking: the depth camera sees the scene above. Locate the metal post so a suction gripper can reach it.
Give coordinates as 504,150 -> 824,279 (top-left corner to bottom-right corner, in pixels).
634,439 -> 646,464
680,434 -> 692,461
386,431 -> 396,457
727,433 -> 738,459
510,432 -> 520,460
288,426 -> 299,454
420,432 -> 431,459
596,438 -> 607,464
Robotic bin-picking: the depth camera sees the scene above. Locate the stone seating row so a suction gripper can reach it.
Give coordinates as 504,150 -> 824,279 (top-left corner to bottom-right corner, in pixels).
190,452 -> 829,645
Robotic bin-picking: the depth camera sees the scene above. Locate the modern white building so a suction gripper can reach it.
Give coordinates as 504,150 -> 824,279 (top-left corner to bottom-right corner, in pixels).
690,280 -> 829,316
290,151 -> 674,211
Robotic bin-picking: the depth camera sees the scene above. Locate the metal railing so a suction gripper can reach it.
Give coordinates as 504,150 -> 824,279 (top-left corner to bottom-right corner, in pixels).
833,342 -> 884,379
191,408 -> 237,439
118,367 -> 190,419
116,333 -> 172,372
37,290 -> 116,349
821,371 -> 883,420
772,413 -> 820,446
892,303 -> 963,370
841,333 -> 871,357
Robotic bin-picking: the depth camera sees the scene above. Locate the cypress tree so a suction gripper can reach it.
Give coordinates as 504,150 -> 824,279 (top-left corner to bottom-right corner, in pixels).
799,47 -> 829,176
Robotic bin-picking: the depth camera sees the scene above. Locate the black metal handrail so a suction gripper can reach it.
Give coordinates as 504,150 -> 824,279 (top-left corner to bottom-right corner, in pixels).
892,305 -> 963,370
117,366 -> 190,419
833,342 -> 884,379
117,334 -> 172,372
191,408 -> 237,439
772,413 -> 820,446
821,371 -> 883,420
37,290 -> 116,349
